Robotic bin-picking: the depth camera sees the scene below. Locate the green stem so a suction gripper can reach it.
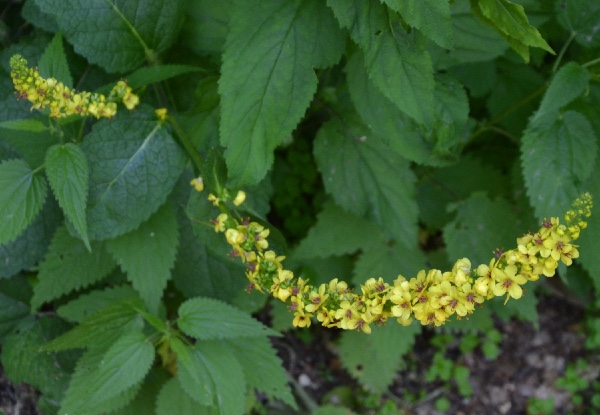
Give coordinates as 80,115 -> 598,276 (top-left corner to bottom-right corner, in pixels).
582,56 -> 600,69
552,32 -> 576,73
168,115 -> 204,174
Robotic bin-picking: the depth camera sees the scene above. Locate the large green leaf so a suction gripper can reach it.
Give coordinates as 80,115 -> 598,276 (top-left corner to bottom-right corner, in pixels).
38,32 -> 72,88
106,203 -> 179,314
557,0 -> 600,48
327,0 -> 434,124
293,201 -> 387,259
177,297 -> 279,340
443,193 -> 522,267
313,119 -> 419,246
180,0 -> 233,56
45,143 -> 90,249
383,0 -> 453,48
81,109 -> 186,240
156,377 -> 211,415
34,0 -> 184,73
170,338 -> 214,406
338,323 -> 421,394
219,0 -> 345,185
522,111 -> 598,219
0,159 -> 48,245
31,227 -> 116,309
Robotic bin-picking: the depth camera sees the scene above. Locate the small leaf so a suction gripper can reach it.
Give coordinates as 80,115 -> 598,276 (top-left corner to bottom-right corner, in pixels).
38,32 -> 73,88
313,119 -> 419,246
42,298 -> 144,352
31,227 -> 116,309
35,0 -> 185,73
45,143 -> 90,249
82,108 -> 186,240
106,203 -> 179,314
522,111 -> 598,219
293,201 -> 387,259
57,285 -> 139,324
383,0 -> 453,48
0,119 -> 47,133
177,297 -> 279,340
0,159 -> 47,245
220,0 -> 345,185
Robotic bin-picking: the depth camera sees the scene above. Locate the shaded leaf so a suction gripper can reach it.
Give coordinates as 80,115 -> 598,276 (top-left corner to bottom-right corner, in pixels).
57,285 -> 139,324
557,0 -> 600,48
38,32 -> 72,88
156,377 -> 210,415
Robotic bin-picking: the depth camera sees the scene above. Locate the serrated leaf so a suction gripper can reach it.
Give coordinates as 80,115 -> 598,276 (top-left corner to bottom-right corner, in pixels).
57,285 -> 139,323
0,159 -> 48,245
42,298 -> 144,351
45,143 -> 90,250
383,0 -> 453,48
313,119 -> 419,246
106,203 -> 179,314
180,0 -> 233,56
112,368 -> 169,415
125,64 -> 204,89
156,377 -> 211,415
557,0 -> 600,48
471,0 -> 554,62
31,227 -> 116,309
38,32 -> 73,88
532,62 -> 589,126
443,193 -> 521,266
177,297 -> 279,340
170,337 -> 214,406
195,341 -> 246,415
220,0 -> 345,185
82,109 -> 186,240
59,337 -> 145,415
225,337 -> 297,408
2,317 -> 72,406
522,111 -> 598,220
328,0 -> 434,124
34,0 -> 184,73
338,323 -> 421,394
0,196 -> 61,279
293,201 -> 386,259
0,119 -> 47,132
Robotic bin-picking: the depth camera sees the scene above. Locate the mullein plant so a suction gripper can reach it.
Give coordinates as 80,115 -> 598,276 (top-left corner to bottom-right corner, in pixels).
10,55 -> 139,119
203,186 -> 592,334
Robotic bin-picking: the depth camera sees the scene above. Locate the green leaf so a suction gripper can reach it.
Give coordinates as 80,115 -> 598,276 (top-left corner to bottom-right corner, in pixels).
112,368 -> 169,415
428,0 -> 508,69
557,0 -> 600,48
38,32 -> 73,88
31,227 -> 117,309
532,62 -> 589,126
578,165 -> 600,292
225,337 -> 297,408
170,338 -> 214,406
177,297 -> 279,340
0,119 -> 47,133
313,119 -> 419,246
522,111 -> 598,220
34,0 -> 184,73
57,285 -> 139,323
0,293 -> 30,340
338,323 -> 421,394
219,0 -> 345,185
383,0 -> 453,48
194,341 -> 246,415
106,203 -> 179,314
59,337 -> 145,415
328,0 -> 435,124
293,201 -> 387,259
45,143 -> 90,250
82,109 -> 186,240
0,159 -> 48,245
470,0 -> 554,62
180,0 -> 233,56
2,317 -> 72,407
125,64 -> 204,90
156,377 -> 210,415
42,298 -> 144,351
443,193 -> 521,266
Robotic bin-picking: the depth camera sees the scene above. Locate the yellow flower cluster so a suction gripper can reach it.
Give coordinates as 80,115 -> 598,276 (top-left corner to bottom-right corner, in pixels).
9,54 -> 139,119
210,192 -> 592,334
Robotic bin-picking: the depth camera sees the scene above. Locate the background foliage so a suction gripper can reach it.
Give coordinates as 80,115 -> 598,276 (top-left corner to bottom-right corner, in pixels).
0,0 -> 599,414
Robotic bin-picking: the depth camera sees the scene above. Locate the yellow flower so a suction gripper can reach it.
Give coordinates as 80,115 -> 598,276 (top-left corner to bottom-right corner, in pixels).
233,190 -> 246,206
492,265 -> 527,302
190,176 -> 204,192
